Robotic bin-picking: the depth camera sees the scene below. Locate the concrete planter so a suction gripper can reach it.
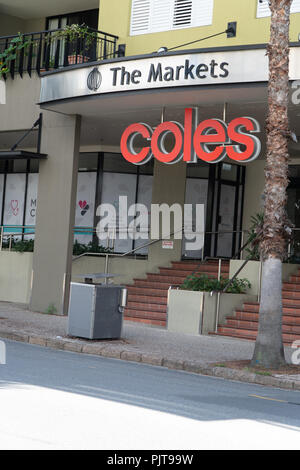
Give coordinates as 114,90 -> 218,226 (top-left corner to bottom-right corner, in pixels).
0,251 -> 33,303
167,288 -> 256,336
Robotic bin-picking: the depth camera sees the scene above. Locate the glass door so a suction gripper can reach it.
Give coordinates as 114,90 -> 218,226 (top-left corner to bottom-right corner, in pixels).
210,163 -> 245,259
215,183 -> 236,258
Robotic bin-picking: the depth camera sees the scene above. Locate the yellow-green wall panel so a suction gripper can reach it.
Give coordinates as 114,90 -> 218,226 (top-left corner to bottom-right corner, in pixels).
99,0 -> 300,56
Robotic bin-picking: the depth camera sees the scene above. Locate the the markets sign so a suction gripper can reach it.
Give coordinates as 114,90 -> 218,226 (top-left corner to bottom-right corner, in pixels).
121,108 -> 261,165
39,49 -> 272,102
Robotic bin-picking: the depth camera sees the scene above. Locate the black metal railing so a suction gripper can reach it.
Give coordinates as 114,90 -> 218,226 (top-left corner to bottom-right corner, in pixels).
0,27 -> 121,79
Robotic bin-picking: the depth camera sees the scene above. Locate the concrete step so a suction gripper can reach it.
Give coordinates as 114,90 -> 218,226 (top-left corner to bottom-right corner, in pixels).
124,316 -> 166,327
235,310 -> 300,322
215,326 -> 300,344
133,279 -> 174,289
127,293 -> 168,305
226,317 -> 300,333
146,273 -> 187,284
127,300 -> 166,312
126,286 -> 168,297
283,282 -> 300,291
159,267 -> 205,277
242,303 -> 300,316
124,307 -> 166,321
282,290 -> 300,300
171,261 -> 229,273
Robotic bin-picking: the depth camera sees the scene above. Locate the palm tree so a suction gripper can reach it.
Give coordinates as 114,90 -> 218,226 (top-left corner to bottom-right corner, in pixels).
251,0 -> 292,369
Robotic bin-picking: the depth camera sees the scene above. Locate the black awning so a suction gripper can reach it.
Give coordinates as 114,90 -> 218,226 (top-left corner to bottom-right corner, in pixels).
0,150 -> 47,160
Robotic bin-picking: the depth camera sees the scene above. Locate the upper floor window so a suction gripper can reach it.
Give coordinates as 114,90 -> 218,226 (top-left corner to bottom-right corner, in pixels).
257,0 -> 300,18
46,9 -> 99,30
130,0 -> 214,36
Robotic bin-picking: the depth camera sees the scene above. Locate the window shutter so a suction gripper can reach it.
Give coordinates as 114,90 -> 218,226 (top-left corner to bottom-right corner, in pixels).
130,0 -> 151,35
173,0 -> 193,28
130,0 -> 214,35
291,0 -> 300,13
257,0 -> 300,18
191,0 -> 214,27
256,0 -> 270,18
151,0 -> 173,33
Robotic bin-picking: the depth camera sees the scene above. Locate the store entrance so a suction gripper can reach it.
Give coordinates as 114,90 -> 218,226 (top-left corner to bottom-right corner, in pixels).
183,162 -> 245,260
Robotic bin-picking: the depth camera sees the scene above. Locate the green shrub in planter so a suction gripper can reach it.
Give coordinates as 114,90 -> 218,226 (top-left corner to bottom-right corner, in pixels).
3,238 -> 111,255
10,238 -> 34,252
72,240 -> 112,255
180,273 -> 251,294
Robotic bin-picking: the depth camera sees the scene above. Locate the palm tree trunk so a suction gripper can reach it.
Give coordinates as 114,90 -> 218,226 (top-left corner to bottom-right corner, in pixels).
251,0 -> 292,369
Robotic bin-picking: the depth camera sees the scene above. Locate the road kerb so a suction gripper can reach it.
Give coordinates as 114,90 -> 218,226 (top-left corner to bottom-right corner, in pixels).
0,329 -> 300,391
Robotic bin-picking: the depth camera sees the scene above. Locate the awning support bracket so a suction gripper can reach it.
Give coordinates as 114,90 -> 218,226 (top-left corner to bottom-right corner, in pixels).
11,113 -> 43,153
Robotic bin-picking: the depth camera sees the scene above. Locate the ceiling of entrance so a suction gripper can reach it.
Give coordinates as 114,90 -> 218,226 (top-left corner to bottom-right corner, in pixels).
0,0 -> 98,19
41,82 -> 271,155
38,81 -> 300,159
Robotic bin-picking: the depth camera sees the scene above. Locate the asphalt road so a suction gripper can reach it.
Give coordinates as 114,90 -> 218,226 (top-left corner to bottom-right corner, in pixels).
0,339 -> 300,450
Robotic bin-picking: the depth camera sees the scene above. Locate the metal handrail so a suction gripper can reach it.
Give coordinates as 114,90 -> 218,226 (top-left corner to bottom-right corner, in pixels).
0,27 -> 119,41
72,228 -> 247,261
0,27 -> 120,79
222,229 -> 263,294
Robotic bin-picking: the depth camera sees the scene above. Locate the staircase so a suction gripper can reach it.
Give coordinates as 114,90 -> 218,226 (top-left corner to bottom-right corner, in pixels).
124,259 -> 230,326
215,268 -> 300,345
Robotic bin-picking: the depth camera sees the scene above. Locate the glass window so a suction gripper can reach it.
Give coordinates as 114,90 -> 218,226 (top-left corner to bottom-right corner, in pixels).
289,165 -> 300,178
138,158 -> 154,175
186,162 -> 209,178
79,153 -> 98,171
47,9 -> 99,30
103,153 -> 138,174
12,159 -> 28,173
220,162 -> 237,182
30,159 -> 39,173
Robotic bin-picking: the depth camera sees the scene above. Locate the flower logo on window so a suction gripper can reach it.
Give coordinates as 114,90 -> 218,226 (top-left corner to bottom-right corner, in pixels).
10,200 -> 19,217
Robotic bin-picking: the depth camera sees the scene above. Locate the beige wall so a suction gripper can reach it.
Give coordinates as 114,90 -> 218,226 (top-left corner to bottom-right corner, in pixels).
0,75 -> 41,132
242,160 -> 265,233
0,14 -> 24,36
0,251 -> 148,306
99,0 -> 300,56
0,252 -> 33,304
0,14 -> 45,36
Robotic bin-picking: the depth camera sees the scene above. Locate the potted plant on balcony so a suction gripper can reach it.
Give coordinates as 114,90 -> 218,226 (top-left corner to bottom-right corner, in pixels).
46,24 -> 96,65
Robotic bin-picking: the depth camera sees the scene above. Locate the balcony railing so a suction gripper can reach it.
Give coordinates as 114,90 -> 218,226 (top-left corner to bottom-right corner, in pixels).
0,27 -> 121,79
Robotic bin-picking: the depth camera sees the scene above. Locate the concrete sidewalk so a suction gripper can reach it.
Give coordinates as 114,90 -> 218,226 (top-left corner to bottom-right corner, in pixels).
0,301 -> 299,390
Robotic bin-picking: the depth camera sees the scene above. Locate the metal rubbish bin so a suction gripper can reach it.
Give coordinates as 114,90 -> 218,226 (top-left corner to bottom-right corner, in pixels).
68,273 -> 127,340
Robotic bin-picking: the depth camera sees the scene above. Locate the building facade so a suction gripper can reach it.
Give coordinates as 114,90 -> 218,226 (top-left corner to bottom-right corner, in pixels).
1,0 -> 300,315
